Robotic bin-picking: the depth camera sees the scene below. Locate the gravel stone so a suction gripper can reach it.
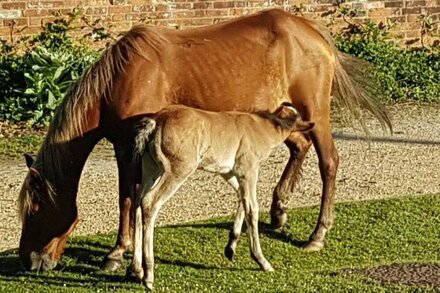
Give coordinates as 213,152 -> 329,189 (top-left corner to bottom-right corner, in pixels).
1,104 -> 439,251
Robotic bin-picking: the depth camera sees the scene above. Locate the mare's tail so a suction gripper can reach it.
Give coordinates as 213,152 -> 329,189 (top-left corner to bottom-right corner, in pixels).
310,22 -> 393,134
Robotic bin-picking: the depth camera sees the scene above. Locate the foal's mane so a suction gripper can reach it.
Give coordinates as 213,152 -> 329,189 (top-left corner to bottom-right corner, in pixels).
18,25 -> 169,220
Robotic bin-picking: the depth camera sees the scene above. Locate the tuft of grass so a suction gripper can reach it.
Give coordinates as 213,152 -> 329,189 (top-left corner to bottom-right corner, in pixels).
0,134 -> 43,159
0,194 -> 439,292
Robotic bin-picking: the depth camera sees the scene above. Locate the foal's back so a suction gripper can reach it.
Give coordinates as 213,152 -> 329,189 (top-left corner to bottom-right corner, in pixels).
152,105 -> 278,174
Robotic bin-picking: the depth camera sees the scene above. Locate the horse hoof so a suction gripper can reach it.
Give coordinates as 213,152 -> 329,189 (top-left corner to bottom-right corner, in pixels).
101,258 -> 122,271
270,212 -> 287,229
303,240 -> 324,252
264,265 -> 275,272
125,267 -> 143,283
224,246 -> 235,261
144,281 -> 154,291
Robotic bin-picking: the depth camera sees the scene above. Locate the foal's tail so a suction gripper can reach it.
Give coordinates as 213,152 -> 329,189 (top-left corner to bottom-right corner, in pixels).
134,117 -> 157,156
311,23 -> 393,134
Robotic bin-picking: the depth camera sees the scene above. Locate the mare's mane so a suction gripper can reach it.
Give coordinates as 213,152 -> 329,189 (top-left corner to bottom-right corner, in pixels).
18,25 -> 168,221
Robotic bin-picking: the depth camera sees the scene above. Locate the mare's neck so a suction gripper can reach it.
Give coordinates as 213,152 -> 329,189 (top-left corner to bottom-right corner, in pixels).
36,130 -> 102,201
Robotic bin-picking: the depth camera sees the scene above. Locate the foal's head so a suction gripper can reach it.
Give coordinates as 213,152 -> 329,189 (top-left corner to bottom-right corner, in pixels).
265,102 -> 315,133
18,154 -> 78,271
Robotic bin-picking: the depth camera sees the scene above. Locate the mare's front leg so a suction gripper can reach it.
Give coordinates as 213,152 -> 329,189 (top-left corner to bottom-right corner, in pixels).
102,144 -> 139,271
270,132 -> 312,228
221,174 -> 244,261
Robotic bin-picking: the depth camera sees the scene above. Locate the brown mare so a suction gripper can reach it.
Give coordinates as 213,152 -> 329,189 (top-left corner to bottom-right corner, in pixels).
131,103 -> 314,289
18,8 -> 391,271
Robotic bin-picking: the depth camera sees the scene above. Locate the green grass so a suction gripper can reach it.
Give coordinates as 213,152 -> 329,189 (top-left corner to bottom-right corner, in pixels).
1,195 -> 439,292
0,134 -> 43,159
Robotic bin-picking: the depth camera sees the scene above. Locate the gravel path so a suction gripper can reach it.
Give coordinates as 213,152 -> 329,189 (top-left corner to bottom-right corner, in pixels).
1,104 -> 439,251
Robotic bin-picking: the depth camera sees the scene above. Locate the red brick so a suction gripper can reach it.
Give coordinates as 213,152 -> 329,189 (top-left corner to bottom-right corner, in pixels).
402,7 -> 422,14
405,0 -> 426,7
405,30 -> 422,38
190,17 -> 214,26
132,4 -> 149,12
387,15 -> 406,22
29,16 -> 56,26
23,26 -> 44,35
174,3 -> 192,9
194,10 -> 206,17
109,5 -> 132,13
27,1 -> 65,9
3,18 -> 28,26
369,8 -> 400,17
425,6 -> 440,13
213,2 -> 234,9
2,2 -> 26,9
206,9 -> 229,16
49,9 -> 73,15
174,10 -> 195,18
23,9 -> 50,17
384,1 -> 404,8
193,2 -> 213,9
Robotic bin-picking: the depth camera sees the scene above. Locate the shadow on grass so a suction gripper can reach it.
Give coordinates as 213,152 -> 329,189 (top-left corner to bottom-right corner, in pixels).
166,220 -> 308,248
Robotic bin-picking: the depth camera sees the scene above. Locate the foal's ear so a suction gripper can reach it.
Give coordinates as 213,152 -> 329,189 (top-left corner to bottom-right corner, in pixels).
294,121 -> 315,133
24,153 -> 34,168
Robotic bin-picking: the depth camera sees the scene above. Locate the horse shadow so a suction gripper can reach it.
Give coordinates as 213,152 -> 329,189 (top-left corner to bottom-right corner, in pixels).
167,220 -> 308,248
0,220 -> 305,283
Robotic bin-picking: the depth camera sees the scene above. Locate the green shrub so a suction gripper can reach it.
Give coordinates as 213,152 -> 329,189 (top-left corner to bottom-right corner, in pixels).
336,20 -> 440,102
0,10 -> 102,124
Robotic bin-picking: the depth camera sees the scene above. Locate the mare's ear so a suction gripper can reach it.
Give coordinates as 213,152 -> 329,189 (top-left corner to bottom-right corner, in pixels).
294,121 -> 315,133
24,153 -> 34,168
29,167 -> 42,181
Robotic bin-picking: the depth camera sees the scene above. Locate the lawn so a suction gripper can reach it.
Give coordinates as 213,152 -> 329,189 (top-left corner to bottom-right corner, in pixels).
0,194 -> 439,292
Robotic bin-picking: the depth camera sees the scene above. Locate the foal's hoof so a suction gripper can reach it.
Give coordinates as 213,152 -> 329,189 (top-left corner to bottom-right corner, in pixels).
101,258 -> 122,271
125,267 -> 143,283
264,264 -> 275,272
270,212 -> 287,229
224,246 -> 235,261
303,240 -> 324,252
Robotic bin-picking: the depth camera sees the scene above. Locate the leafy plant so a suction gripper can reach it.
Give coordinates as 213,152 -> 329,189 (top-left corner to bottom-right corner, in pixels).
0,9 -> 104,125
335,16 -> 440,102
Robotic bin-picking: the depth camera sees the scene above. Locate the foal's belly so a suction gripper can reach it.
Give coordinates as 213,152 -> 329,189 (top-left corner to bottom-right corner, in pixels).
198,155 -> 235,175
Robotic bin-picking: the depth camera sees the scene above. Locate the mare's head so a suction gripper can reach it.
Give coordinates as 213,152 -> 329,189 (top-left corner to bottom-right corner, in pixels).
18,154 -> 78,271
270,102 -> 315,132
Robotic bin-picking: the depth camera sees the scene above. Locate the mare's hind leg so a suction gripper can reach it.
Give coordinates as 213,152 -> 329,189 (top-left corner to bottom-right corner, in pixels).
270,132 -> 312,228
221,174 -> 244,261
304,120 -> 339,251
102,144 -> 138,271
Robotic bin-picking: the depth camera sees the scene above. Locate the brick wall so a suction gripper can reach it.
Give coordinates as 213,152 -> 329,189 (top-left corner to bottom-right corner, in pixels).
0,0 -> 439,44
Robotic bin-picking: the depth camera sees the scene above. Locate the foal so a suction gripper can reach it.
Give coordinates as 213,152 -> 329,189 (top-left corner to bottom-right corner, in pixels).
131,103 -> 314,289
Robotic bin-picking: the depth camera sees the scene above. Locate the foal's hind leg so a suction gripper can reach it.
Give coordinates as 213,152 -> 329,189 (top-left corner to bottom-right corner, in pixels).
221,174 -> 245,261
270,132 -> 312,228
140,170 -> 193,290
128,150 -> 162,281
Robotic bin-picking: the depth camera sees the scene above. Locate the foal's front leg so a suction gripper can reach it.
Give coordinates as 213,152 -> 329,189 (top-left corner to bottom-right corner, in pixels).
222,174 -> 245,261
239,170 -> 273,272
